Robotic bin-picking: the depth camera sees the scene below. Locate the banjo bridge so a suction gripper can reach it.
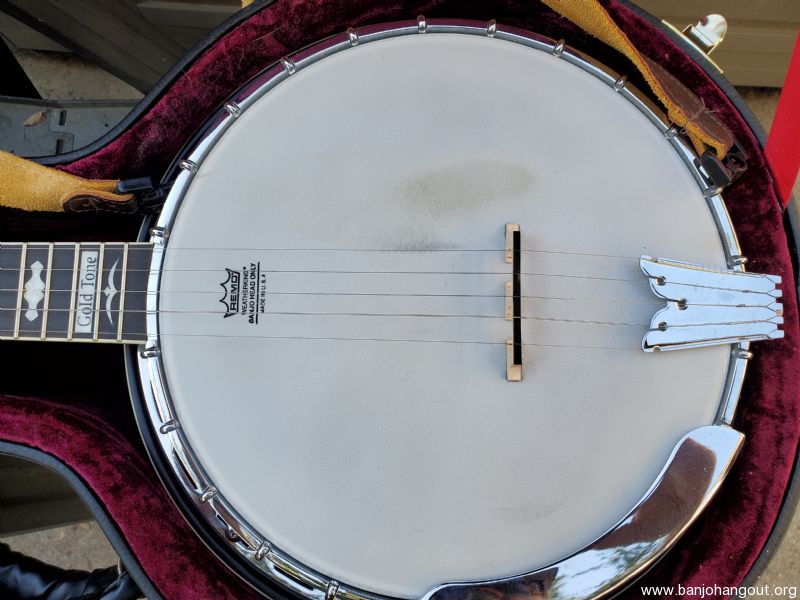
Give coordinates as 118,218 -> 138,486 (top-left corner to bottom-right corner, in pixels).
641,256 -> 784,351
506,224 -> 522,381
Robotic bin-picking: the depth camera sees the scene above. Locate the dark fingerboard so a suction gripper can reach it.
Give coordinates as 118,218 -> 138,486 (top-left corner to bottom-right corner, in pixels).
0,242 -> 153,344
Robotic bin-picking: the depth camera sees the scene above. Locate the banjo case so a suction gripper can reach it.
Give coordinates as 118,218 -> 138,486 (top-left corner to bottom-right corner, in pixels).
1,1 -> 798,598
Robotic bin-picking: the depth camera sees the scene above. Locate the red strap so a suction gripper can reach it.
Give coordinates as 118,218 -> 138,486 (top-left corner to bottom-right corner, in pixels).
765,31 -> 800,208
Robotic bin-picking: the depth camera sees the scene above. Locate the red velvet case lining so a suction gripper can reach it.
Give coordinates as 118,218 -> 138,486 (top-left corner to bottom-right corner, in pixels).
1,2 -> 798,599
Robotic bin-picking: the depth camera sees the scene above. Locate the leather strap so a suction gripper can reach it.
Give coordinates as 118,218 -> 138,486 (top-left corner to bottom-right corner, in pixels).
542,0 -> 734,158
0,150 -> 133,213
765,31 -> 800,208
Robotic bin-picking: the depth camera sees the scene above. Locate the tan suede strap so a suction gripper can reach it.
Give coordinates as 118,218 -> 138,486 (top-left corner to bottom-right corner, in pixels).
0,150 -> 134,213
542,0 -> 734,158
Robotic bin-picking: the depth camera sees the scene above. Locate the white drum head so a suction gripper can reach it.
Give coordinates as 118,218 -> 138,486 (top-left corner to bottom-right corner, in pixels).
155,31 -> 730,598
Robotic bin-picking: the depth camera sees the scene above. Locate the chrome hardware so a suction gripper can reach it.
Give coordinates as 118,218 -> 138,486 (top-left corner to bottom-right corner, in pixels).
178,159 -> 198,173
280,57 -> 296,75
718,343 -> 753,426
683,15 -> 727,55
423,426 -> 744,600
140,346 -> 160,358
159,420 -> 178,434
149,227 -> 170,247
664,124 -> 680,139
729,255 -> 748,267
486,20 -> 497,38
641,256 -> 784,352
255,542 -> 271,561
139,20 -> 756,600
703,185 -> 725,199
613,75 -> 627,92
347,28 -> 359,46
417,15 -> 427,34
326,581 -> 340,599
200,486 -> 218,503
225,102 -> 242,118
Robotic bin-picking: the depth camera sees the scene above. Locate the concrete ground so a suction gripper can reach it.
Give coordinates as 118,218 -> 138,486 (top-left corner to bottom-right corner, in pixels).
0,50 -> 797,595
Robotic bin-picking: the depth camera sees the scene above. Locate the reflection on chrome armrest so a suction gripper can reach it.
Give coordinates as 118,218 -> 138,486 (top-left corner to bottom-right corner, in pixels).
422,425 -> 744,600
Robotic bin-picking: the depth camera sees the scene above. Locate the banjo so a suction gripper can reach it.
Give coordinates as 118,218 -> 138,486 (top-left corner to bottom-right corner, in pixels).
0,18 -> 786,600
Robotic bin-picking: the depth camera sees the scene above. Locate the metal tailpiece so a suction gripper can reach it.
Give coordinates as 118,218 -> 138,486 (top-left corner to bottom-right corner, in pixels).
641,256 -> 783,352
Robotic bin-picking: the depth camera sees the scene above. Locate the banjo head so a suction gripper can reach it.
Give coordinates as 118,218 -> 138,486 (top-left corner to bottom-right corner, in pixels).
137,21 -> 749,600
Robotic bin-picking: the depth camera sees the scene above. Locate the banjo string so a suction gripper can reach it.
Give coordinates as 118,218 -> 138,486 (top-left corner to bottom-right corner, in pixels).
0,245 -> 643,260
0,286 -> 665,305
157,333 -> 640,351
0,327 -> 656,351
7,266 -> 643,281
0,305 -> 780,330
3,266 -> 779,295
8,326 -> 778,351
0,290 -> 773,308
163,246 -> 643,261
0,305 -> 650,327
3,247 -> 766,294
0,283 -> 774,306
0,250 -> 774,319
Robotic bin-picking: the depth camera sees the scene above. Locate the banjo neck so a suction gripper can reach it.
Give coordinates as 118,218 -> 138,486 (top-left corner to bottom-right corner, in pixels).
0,242 -> 152,344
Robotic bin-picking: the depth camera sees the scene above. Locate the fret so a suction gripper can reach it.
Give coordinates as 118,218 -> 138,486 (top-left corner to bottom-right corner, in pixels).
13,243 -> 28,338
0,241 -> 153,344
40,243 -> 54,339
118,244 -> 129,341
93,243 -> 105,340
67,242 -> 80,340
